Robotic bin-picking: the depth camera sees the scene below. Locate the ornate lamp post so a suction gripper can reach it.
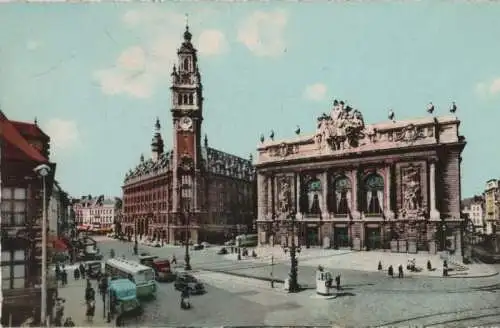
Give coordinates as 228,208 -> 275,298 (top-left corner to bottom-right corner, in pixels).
34,164 -> 51,326
179,174 -> 192,271
287,211 -> 300,293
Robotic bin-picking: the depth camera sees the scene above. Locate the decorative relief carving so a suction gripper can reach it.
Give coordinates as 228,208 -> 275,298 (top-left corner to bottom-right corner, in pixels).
400,165 -> 425,219
395,124 -> 425,144
269,142 -> 299,158
315,100 -> 366,151
278,176 -> 292,214
180,154 -> 194,171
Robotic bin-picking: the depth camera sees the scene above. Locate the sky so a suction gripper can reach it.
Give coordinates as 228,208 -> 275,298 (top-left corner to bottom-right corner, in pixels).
1,2 -> 499,199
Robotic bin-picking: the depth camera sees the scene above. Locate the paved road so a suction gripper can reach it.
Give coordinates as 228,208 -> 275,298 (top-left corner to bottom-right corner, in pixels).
96,239 -> 500,327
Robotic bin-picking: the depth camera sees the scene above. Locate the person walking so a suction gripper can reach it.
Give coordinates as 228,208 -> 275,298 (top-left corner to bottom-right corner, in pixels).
62,269 -> 68,286
171,255 -> 177,265
335,274 -> 341,291
398,265 -> 404,278
388,265 -> 394,278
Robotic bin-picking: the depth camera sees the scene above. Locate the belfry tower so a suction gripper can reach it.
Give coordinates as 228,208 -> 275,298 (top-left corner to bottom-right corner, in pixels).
170,22 -> 205,231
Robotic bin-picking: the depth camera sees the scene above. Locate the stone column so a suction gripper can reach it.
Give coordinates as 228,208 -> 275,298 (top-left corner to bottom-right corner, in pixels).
350,169 -> 361,219
257,173 -> 266,220
296,173 -> 302,219
321,172 -> 329,219
385,164 -> 395,220
429,160 -> 440,220
267,175 -> 274,218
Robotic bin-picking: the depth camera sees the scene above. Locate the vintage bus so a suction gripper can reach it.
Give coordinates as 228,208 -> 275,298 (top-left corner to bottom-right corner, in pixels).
236,234 -> 258,247
105,258 -> 157,299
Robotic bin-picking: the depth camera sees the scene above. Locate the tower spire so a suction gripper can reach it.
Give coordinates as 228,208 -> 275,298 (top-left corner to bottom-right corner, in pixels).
183,13 -> 192,42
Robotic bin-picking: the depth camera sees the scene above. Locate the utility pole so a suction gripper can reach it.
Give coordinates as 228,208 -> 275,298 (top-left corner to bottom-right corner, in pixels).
288,212 -> 299,293
270,255 -> 274,288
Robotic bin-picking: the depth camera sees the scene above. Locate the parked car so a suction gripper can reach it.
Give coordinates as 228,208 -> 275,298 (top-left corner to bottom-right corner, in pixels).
174,273 -> 205,294
217,247 -> 228,255
201,242 -> 211,248
192,244 -> 204,251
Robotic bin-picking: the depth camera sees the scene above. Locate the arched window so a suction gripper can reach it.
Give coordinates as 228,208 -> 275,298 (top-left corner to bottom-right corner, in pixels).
188,94 -> 193,105
183,94 -> 188,105
333,176 -> 351,215
299,177 -> 322,215
184,58 -> 189,71
178,94 -> 182,105
364,174 -> 384,214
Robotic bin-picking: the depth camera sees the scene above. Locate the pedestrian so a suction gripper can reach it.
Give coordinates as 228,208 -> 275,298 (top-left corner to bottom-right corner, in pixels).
79,263 -> 86,279
172,255 -> 177,265
335,274 -> 341,290
427,260 -> 432,271
378,261 -> 383,271
398,265 -> 404,278
86,300 -> 96,323
74,268 -> 80,280
62,269 -> 68,286
115,313 -> 124,327
388,265 -> 394,278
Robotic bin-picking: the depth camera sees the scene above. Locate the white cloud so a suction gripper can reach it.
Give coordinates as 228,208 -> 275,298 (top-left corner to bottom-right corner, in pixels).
198,30 -> 228,56
476,78 -> 500,99
26,40 -> 41,51
237,10 -> 287,57
43,119 -> 80,151
94,9 -> 228,99
303,83 -> 327,101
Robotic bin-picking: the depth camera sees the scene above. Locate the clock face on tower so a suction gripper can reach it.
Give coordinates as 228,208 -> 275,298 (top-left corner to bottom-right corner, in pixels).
179,116 -> 193,131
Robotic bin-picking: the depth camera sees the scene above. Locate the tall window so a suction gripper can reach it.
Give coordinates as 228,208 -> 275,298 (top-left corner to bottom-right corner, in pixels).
333,177 -> 351,215
300,178 -> 322,215
183,94 -> 188,105
1,251 -> 26,289
364,174 -> 384,214
178,94 -> 183,105
183,58 -> 190,71
188,94 -> 194,105
1,188 -> 27,226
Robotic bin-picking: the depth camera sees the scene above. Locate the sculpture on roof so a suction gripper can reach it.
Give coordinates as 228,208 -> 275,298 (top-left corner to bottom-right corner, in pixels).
315,99 -> 366,150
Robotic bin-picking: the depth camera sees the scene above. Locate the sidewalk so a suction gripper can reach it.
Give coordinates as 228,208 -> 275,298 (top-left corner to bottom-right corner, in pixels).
225,246 -> 498,278
57,276 -> 111,327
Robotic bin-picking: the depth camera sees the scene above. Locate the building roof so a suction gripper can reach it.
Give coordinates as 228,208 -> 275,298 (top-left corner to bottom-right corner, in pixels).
123,147 -> 255,184
10,120 -> 49,140
462,195 -> 483,209
205,147 -> 254,181
75,194 -> 117,207
0,111 -> 48,162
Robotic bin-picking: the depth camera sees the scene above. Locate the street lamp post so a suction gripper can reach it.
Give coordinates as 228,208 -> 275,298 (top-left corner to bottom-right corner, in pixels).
34,164 -> 51,326
179,175 -> 192,271
288,212 -> 299,293
441,222 -> 447,252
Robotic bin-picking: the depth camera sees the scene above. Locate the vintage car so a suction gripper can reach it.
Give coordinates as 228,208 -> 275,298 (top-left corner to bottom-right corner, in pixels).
85,260 -> 103,279
174,273 -> 205,294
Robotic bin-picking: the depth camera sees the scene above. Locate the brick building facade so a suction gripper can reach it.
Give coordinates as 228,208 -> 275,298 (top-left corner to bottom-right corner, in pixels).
256,101 -> 466,254
1,112 -> 58,326
120,26 -> 255,244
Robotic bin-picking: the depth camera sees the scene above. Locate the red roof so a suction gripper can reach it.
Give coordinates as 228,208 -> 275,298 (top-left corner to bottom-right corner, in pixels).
0,111 -> 48,162
10,120 -> 49,139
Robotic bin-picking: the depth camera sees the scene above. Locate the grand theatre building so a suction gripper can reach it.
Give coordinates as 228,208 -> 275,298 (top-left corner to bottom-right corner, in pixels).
256,101 -> 466,254
120,26 -> 255,244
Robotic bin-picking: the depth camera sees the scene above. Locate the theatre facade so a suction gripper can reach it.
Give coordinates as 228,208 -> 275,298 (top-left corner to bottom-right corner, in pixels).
255,101 -> 466,254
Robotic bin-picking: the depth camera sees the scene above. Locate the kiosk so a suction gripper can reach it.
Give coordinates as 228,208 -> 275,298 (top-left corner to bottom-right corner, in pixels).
316,269 -> 333,296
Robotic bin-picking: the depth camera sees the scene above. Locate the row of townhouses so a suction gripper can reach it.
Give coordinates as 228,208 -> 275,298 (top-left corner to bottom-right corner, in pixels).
72,195 -> 120,228
1,112 -> 74,326
462,179 -> 500,235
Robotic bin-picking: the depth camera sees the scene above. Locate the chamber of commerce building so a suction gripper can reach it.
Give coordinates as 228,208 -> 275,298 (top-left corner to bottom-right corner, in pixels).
256,101 -> 466,254
120,26 -> 255,244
